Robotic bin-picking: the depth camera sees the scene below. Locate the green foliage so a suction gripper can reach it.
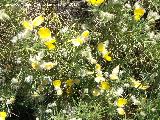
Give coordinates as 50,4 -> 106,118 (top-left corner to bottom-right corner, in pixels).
0,0 -> 160,120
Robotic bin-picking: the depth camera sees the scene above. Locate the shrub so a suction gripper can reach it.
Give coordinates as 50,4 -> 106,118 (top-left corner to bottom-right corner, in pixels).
0,0 -> 160,119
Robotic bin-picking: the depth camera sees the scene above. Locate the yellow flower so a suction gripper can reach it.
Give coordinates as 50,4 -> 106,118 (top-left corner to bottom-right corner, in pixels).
117,108 -> 125,115
45,43 -> 55,50
134,7 -> 145,21
117,98 -> 127,107
32,15 -> 44,27
95,64 -> 101,71
97,42 -> 106,53
131,79 -> 149,90
52,80 -> 61,89
103,51 -> 112,61
41,62 -> 57,70
38,27 -> 51,39
0,112 -> 7,120
76,37 -> 84,44
92,89 -> 100,96
66,79 -> 74,87
31,61 -> 40,70
110,74 -> 118,80
111,65 -> 119,74
72,37 -> 84,46
97,42 -> 112,61
95,74 -> 105,83
81,30 -> 89,38
44,39 -> 56,50
22,21 -> 33,30
99,81 -> 110,90
22,15 -> 44,30
86,0 -> 105,6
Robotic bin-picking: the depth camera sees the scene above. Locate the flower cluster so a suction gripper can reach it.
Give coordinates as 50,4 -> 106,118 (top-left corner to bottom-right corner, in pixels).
23,15 -> 56,50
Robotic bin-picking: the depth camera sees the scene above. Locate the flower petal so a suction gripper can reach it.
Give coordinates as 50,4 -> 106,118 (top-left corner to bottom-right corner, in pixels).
32,15 -> 44,27
22,21 -> 33,30
38,27 -> 51,39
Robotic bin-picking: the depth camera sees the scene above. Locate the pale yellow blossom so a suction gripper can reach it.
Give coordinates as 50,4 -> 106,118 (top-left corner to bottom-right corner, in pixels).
95,64 -> 101,71
117,108 -> 125,115
41,62 -> 57,70
22,15 -> 44,30
56,89 -> 63,95
31,61 -> 40,70
81,30 -> 89,39
22,21 -> 33,30
131,79 -> 149,90
95,75 -> 105,83
97,42 -> 106,53
110,65 -> 119,80
72,37 -> 84,46
32,15 -> 44,27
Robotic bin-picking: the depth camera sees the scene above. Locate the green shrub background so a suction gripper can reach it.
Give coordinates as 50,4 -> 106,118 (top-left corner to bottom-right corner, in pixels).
0,0 -> 160,120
